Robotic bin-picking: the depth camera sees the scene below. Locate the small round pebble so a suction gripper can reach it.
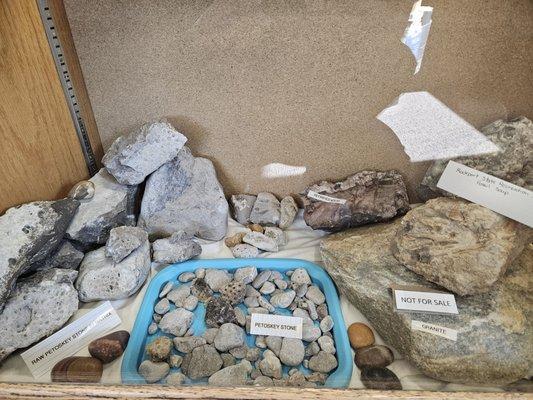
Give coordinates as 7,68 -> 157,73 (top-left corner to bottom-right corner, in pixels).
360,367 -> 402,390
159,282 -> 174,298
178,272 -> 196,283
166,372 -> 186,385
138,360 -> 170,383
195,268 -> 206,278
183,295 -> 199,311
320,315 -> 334,332
148,322 -> 158,335
354,345 -> 394,369
259,281 -> 275,295
348,322 -> 375,349
154,298 -> 170,314
224,232 -> 247,248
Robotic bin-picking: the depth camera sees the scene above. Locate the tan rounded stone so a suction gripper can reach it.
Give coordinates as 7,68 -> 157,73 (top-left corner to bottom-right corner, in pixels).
247,224 -> 264,233
224,232 -> 246,248
348,322 -> 375,349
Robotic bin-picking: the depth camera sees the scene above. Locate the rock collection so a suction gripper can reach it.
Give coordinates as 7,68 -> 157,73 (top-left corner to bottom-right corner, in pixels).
137,266 -> 338,386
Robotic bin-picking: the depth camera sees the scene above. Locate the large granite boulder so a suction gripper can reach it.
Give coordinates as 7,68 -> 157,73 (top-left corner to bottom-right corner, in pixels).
321,221 -> 532,385
102,121 -> 187,185
0,268 -> 79,362
302,170 -> 410,231
138,147 -> 228,241
66,169 -> 137,245
392,198 -> 532,295
75,236 -> 150,301
419,116 -> 533,200
0,199 -> 79,309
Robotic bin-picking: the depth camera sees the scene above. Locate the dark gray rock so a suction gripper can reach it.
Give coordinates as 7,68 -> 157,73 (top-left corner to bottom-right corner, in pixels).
360,367 -> 402,390
138,146 -> 228,241
249,192 -> 280,226
230,195 -> 256,225
0,268 -> 79,361
321,221 -> 533,385
102,121 -> 187,185
0,199 -> 79,309
419,116 -> 533,200
301,170 -> 410,231
152,231 -> 202,263
105,226 -> 148,263
354,345 -> 394,369
191,278 -> 213,302
66,169 -> 137,244
29,240 -> 84,272
205,297 -> 237,327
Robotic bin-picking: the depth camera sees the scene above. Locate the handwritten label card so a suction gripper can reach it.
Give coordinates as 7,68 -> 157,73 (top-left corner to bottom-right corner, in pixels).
21,302 -> 121,378
411,320 -> 457,341
437,161 -> 533,228
393,287 -> 458,315
249,314 -> 303,339
307,190 -> 347,205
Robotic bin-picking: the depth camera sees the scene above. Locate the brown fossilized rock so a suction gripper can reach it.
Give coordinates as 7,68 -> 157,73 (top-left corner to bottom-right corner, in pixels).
392,197 -> 532,295
301,170 -> 410,231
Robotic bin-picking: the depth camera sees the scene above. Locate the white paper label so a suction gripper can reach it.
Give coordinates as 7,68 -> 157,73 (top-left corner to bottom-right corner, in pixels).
393,289 -> 458,315
437,161 -> 533,228
21,302 -> 121,378
307,190 -> 347,205
249,313 -> 303,339
411,320 -> 458,341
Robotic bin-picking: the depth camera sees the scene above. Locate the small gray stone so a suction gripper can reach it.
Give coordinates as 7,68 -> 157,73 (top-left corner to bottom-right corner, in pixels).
316,304 -> 329,320
231,244 -> 260,258
307,301 -> 318,321
270,290 -> 296,308
208,359 -> 253,386
243,232 -> 278,252
169,354 -> 183,368
290,268 -> 311,285
320,315 -> 334,332
265,336 -> 282,356
214,323 -> 245,352
195,268 -> 206,278
202,328 -> 219,344
279,338 -> 305,366
153,312 -> 162,322
148,322 -> 158,335
254,375 -> 273,386
248,307 -> 269,314
234,307 -> 246,326
305,341 -> 320,357
138,360 -> 170,383
249,192 -> 281,226
252,270 -> 271,288
152,232 -> 202,264
159,281 -> 174,298
105,226 -> 148,263
166,372 -> 186,385
173,336 -> 207,353
220,280 -> 246,305
264,227 -> 286,246
258,349 -> 282,379
274,279 -> 288,290
229,345 -> 248,359
167,285 -> 191,307
68,180 -> 95,200
230,195 -> 257,225
259,281 -> 275,295
159,308 -> 194,337
306,372 -> 328,385
221,353 -> 236,367
181,344 -> 223,379
295,283 -> 308,298
308,351 -> 338,373
302,320 -> 322,342
179,272 -> 196,283
279,196 -> 298,229
306,285 -> 325,305
257,296 -> 275,312
255,336 -> 266,348
318,336 -> 336,354
293,308 -> 310,319
154,298 -> 170,314
245,285 -> 261,297
234,266 -> 258,284
205,269 -> 232,292
270,271 -> 283,281
246,347 -> 261,362
183,295 -> 198,311
244,296 -> 259,308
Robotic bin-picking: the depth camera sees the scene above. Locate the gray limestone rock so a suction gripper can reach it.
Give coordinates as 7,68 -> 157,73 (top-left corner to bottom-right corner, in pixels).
205,269 -> 232,292
308,351 -> 338,373
279,338 -> 305,367
138,360 -> 170,383
302,319 -> 321,342
252,270 -> 271,289
167,285 -> 191,306
152,231 -> 202,264
181,344 -> 223,379
419,116 -> 533,200
305,285 -> 325,305
138,147 -> 228,241
301,170 -> 410,231
242,232 -> 278,252
202,328 -> 219,344
265,336 -> 282,356
173,336 -> 207,353
75,240 -> 150,301
208,359 -> 252,386
159,308 -> 194,337
290,268 -> 311,286
230,195 -> 257,225
154,298 -> 170,315
321,220 -> 533,385
258,349 -> 282,379
249,192 -> 280,226
166,372 -> 186,385
66,169 -> 137,244
231,244 -> 260,258
318,336 -> 336,354
214,323 -> 245,352
178,272 -> 196,283
0,199 -> 79,308
233,266 -> 258,284
269,290 -> 296,308
279,196 -> 298,229
0,268 -> 79,362
102,121 -> 187,185
105,226 -> 148,263
29,240 -> 84,272
263,227 -> 286,246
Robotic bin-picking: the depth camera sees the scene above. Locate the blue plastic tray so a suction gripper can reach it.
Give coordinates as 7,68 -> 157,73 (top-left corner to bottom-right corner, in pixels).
121,258 -> 352,388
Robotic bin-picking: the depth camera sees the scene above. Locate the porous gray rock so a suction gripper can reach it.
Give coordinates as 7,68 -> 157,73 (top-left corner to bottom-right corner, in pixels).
167,285 -> 191,306
159,308 -> 194,337
191,278 -> 213,301
178,272 -> 196,283
305,285 -> 325,305
105,226 -> 148,263
75,240 -> 150,301
249,192 -> 280,226
321,220 -> 533,385
242,232 -> 278,252
29,240 -> 84,272
279,196 -> 298,229
419,116 -> 533,200
230,195 -> 257,225
290,268 -> 311,286
205,269 -> 232,292
214,323 -> 245,352
308,351 -> 338,373
152,231 -> 202,264
208,359 -> 252,386
258,349 -> 282,379
66,169 -> 137,244
173,336 -> 207,353
138,360 -> 170,383
0,199 -> 79,308
301,170 -> 410,231
0,269 -> 79,361
231,244 -> 260,258
233,266 -> 257,284
138,146 -> 228,241
393,197 -> 532,295
102,121 -> 187,185
265,336 -> 282,356
166,372 -> 186,385
181,344 -> 223,379
263,227 -> 286,246
279,338 -> 305,367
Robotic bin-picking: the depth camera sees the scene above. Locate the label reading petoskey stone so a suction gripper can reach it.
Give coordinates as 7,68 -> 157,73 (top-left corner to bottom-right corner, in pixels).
250,313 -> 303,339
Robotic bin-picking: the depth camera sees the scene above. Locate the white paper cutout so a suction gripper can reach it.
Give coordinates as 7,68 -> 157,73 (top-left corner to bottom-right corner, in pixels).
401,1 -> 433,74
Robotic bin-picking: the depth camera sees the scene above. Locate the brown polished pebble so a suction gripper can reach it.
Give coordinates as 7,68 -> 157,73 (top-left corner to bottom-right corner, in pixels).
355,345 -> 394,369
224,232 -> 246,248
348,322 -> 375,349
247,224 -> 264,233
360,367 -> 402,390
51,357 -> 103,383
88,330 -> 130,363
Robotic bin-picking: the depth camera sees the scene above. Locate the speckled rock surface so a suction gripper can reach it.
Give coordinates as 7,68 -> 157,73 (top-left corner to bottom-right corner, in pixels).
102,121 -> 187,185
301,170 -> 410,231
321,221 -> 533,385
152,231 -> 201,264
138,147 -> 228,241
419,117 -> 533,200
249,192 -> 280,226
105,226 -> 148,263
230,195 -> 256,225
279,196 -> 298,229
0,199 -> 79,308
0,269 -> 79,361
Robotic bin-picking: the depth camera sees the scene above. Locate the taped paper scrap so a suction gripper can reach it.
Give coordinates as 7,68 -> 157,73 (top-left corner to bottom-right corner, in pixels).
377,92 -> 499,162
402,0 -> 433,74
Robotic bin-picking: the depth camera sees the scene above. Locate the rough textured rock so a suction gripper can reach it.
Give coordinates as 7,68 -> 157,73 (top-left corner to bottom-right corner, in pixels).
205,269 -> 232,292
224,232 -> 247,248
191,278 -> 213,301
105,226 -> 148,263
51,357 -> 103,383
220,280 -> 246,305
392,197 -> 532,295
138,146 -> 228,241
66,169 -> 137,244
166,372 -> 186,385
29,240 -> 84,272
301,170 -> 410,231
181,344 -> 223,379
159,308 -> 194,337
259,349 -> 282,379
419,117 -> 533,200
205,297 -> 237,327
279,196 -> 298,229
75,240 -> 150,301
232,244 -> 260,258
234,266 -> 257,284
308,351 -> 338,373
146,336 -> 173,361
88,331 -> 129,363
0,199 -> 79,308
263,227 -> 286,246
138,360 -> 170,383
214,323 -> 245,352
249,192 -> 280,226
152,231 -> 202,263
208,359 -> 252,386
173,336 -> 206,353
321,221 -> 533,385
242,232 -> 278,252
102,121 -> 187,185
230,195 -> 257,225
279,338 -> 305,366
0,269 -> 79,362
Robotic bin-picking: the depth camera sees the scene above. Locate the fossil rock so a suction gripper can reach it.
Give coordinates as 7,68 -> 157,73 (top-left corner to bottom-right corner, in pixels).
102,121 -> 187,185
138,147 -> 228,241
321,221 -> 533,385
301,170 -> 410,231
230,195 -> 257,225
105,226 -> 148,263
249,193 -> 280,226
419,116 -> 533,200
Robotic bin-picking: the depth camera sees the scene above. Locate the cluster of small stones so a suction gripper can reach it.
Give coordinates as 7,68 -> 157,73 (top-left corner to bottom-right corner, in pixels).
226,193 -> 298,258
138,266 -> 338,386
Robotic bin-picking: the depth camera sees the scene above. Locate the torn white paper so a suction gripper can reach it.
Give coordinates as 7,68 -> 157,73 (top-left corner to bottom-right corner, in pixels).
401,1 -> 433,74
377,92 -> 499,162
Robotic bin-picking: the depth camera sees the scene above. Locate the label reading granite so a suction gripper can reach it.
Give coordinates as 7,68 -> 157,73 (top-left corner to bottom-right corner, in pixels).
411,320 -> 458,341
437,160 -> 533,228
393,287 -> 458,315
250,313 -> 303,339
